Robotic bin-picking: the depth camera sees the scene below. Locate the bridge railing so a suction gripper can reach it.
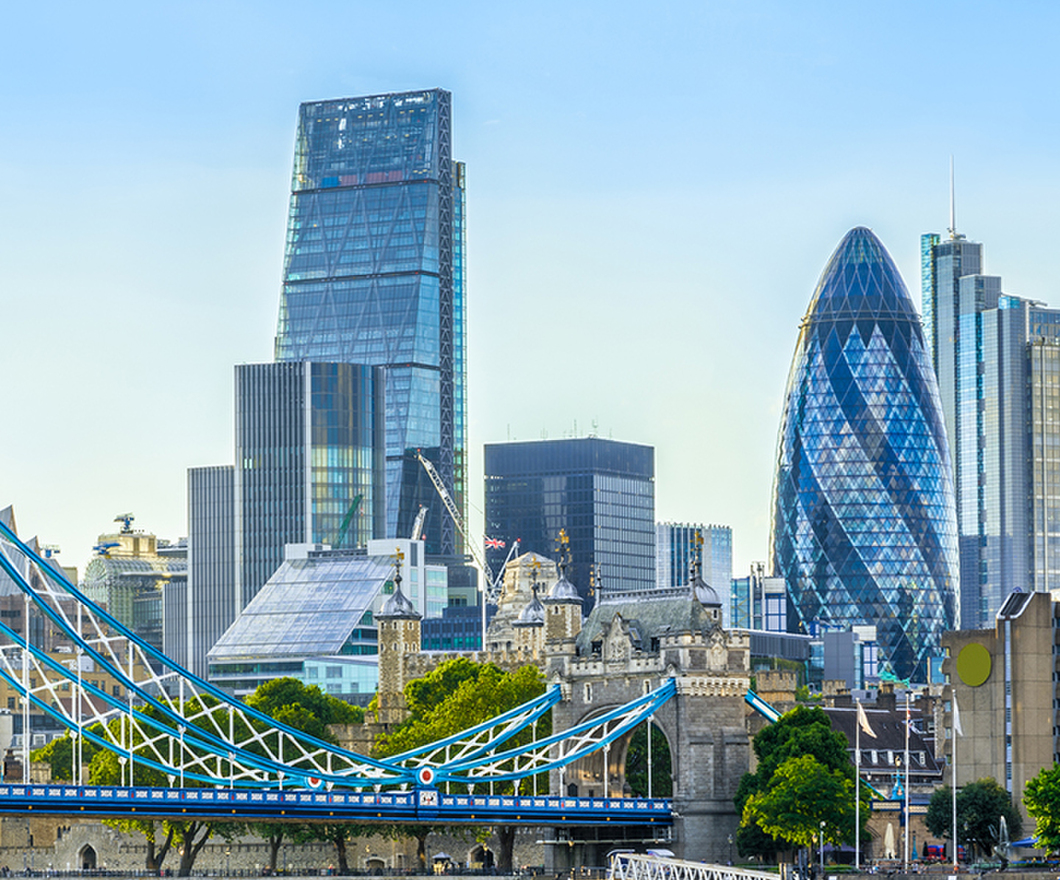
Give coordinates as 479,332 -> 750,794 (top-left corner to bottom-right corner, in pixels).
609,854 -> 777,880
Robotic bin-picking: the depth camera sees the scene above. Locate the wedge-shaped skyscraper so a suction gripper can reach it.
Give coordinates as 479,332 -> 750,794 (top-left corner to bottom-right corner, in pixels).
770,227 -> 958,682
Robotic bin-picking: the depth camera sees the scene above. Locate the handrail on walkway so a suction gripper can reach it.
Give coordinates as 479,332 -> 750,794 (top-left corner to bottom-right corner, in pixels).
609,853 -> 778,880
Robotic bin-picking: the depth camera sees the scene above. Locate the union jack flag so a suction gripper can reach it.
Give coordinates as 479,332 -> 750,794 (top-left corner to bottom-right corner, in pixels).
484,537 -> 505,549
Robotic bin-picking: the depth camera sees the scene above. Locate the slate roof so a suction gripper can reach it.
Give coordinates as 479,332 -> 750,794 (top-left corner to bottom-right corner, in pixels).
576,586 -> 721,654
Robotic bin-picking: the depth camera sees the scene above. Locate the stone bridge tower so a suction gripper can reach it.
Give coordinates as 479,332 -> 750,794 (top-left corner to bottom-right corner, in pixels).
545,571 -> 751,868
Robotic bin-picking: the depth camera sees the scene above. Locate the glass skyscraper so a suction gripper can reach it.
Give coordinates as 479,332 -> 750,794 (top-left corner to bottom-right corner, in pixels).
484,438 -> 655,601
923,229 -> 1060,627
770,227 -> 958,682
656,522 -> 732,624
235,361 -> 385,608
274,89 -> 467,557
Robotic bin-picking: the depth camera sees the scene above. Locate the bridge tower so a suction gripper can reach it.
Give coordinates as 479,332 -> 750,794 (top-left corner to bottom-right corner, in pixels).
546,569 -> 751,868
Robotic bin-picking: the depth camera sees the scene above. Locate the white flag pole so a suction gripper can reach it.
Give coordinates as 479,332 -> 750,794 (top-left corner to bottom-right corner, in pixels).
952,689 -> 959,869
855,700 -> 861,872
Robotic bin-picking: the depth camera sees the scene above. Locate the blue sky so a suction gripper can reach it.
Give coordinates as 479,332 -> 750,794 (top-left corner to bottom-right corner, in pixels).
2,1 -> 1058,577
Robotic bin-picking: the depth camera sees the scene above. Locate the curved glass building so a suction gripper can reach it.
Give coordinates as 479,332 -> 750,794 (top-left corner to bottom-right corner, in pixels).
770,227 -> 958,682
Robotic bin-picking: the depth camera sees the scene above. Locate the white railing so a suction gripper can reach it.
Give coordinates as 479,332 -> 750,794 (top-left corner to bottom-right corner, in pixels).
610,853 -> 778,880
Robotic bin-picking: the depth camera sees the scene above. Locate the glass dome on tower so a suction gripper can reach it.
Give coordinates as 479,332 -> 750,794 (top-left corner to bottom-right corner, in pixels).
770,227 -> 958,683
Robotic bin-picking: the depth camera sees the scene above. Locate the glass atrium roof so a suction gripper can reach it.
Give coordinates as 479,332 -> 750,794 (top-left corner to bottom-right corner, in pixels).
208,555 -> 392,662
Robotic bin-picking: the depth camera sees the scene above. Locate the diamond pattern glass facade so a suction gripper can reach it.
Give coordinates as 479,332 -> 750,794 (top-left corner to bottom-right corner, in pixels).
770,227 -> 958,682
274,90 -> 466,556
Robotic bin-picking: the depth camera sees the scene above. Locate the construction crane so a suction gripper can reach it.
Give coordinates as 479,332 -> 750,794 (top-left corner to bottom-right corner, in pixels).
330,495 -> 364,549
416,451 -> 518,606
410,505 -> 428,541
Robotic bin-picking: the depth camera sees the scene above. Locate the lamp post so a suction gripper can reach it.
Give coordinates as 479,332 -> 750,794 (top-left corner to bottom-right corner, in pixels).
728,834 -> 733,866
818,822 -> 826,877
226,847 -> 231,877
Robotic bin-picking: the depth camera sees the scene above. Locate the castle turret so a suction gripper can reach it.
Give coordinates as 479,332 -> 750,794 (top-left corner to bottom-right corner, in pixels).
375,573 -> 421,727
543,566 -> 583,643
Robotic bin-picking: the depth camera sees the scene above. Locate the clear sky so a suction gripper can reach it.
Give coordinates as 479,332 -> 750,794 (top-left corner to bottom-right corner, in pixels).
2,1 -> 1059,579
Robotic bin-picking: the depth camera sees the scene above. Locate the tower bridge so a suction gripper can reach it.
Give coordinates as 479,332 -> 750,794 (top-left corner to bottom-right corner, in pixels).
0,517 -> 750,869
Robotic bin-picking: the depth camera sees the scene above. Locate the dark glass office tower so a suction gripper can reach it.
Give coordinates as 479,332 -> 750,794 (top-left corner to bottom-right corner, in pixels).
275,89 -> 466,557
485,438 -> 655,601
771,227 -> 958,682
235,362 -> 385,607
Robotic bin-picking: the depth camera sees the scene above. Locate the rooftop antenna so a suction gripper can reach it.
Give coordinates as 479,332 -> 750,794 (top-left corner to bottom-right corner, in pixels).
948,156 -> 957,240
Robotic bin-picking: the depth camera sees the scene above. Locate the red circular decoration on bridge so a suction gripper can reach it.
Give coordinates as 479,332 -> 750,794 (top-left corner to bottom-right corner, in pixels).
307,776 -> 324,789
418,767 -> 436,786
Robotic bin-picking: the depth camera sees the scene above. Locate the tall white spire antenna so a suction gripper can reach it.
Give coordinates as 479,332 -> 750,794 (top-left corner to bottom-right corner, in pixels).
948,155 -> 956,239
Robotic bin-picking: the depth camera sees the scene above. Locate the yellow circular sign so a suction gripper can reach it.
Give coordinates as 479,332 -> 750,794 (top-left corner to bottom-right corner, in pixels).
956,642 -> 991,687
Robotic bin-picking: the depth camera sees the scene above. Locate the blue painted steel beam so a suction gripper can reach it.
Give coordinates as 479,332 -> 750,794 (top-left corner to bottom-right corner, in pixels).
0,784 -> 672,827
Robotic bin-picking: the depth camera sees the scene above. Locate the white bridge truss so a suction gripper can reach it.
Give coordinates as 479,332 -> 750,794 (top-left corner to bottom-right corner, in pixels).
0,519 -> 676,791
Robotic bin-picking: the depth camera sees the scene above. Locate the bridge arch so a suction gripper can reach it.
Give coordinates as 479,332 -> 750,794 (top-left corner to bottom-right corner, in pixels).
561,704 -> 675,799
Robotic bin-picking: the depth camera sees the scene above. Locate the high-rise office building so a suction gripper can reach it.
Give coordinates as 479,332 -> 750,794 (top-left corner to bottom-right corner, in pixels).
274,89 -> 467,558
729,563 -> 787,633
923,228 -> 1060,628
656,522 -> 732,624
484,438 -> 655,602
771,227 -> 958,682
184,361 -> 385,678
235,361 -> 385,608
185,465 -> 235,678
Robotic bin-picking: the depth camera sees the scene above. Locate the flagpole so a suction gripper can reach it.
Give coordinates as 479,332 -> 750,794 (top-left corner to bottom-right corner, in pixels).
952,688 -> 958,870
855,700 -> 861,872
904,695 -> 910,872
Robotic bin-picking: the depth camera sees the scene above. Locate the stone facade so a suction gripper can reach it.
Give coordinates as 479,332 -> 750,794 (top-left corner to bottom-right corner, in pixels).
941,590 -> 1058,824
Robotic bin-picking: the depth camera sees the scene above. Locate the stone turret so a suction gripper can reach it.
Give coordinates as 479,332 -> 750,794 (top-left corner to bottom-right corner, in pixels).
375,574 -> 421,727
512,586 -> 545,653
543,565 -> 583,644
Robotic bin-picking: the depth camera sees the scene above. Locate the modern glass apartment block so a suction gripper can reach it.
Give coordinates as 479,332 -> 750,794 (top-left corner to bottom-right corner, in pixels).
186,465 -> 236,678
923,227 -> 1060,626
484,438 -> 655,602
208,550 -> 390,701
274,90 -> 467,558
235,362 -> 385,607
656,522 -> 732,625
770,227 -> 958,683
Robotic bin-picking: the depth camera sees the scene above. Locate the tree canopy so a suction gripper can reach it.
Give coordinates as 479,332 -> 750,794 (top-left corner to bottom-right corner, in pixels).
375,658 -> 547,873
925,778 -> 1022,859
736,705 -> 867,860
1024,764 -> 1060,854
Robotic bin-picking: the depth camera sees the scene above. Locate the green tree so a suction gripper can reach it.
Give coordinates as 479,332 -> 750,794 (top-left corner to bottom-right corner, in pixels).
375,659 -> 547,872
1025,764 -> 1060,854
245,677 -> 363,740
87,710 -> 243,876
735,706 -> 868,861
925,778 -> 1022,859
31,728 -> 102,781
743,754 -> 855,849
243,678 -> 365,872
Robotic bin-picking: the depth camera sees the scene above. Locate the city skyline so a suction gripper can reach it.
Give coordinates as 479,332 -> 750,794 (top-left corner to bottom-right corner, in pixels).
3,3 -> 1060,580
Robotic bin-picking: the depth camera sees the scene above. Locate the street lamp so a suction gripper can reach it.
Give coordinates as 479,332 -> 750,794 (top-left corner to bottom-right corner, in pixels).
728,834 -> 733,866
226,847 -> 231,877
818,822 -> 826,877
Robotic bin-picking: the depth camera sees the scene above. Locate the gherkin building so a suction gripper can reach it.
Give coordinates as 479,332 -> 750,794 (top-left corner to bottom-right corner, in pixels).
770,227 -> 958,682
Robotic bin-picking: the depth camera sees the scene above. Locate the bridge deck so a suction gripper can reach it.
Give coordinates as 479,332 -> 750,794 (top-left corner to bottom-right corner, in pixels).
0,784 -> 672,826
